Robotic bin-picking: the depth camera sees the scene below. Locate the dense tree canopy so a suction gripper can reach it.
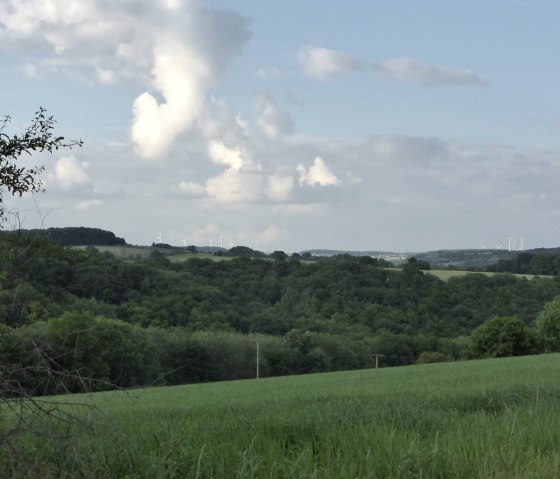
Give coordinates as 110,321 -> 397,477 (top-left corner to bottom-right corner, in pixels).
486,250 -> 560,276
1,233 -> 559,394
469,316 -> 540,358
536,296 -> 560,352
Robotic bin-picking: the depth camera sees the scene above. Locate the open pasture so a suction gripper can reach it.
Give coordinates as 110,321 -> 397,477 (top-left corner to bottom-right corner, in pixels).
4,354 -> 560,478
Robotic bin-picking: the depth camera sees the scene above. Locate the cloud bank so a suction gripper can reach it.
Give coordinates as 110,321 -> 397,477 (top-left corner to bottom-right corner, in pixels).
47,156 -> 90,190
3,3 -> 557,252
254,90 -> 294,140
0,0 -> 251,158
297,46 -> 361,77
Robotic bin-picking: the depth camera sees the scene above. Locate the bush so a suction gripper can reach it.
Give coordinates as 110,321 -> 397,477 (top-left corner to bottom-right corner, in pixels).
536,296 -> 560,352
469,316 -> 541,359
417,351 -> 447,364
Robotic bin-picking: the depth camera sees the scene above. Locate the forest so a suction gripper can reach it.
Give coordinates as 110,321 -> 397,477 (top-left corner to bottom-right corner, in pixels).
1,229 -> 560,395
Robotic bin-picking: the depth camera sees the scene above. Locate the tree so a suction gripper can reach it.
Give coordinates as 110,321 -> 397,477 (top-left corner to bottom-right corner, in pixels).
0,108 -> 82,220
469,316 -> 540,358
536,296 -> 560,352
416,351 -> 446,364
270,250 -> 288,261
227,245 -> 264,257
1,109 -> 82,451
403,257 -> 431,273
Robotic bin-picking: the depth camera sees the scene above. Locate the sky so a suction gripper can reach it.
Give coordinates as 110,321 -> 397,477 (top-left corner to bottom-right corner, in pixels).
1,0 -> 559,253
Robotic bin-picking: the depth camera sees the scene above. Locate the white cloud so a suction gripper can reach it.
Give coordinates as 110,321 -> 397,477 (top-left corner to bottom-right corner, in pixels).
257,225 -> 285,244
189,223 -> 220,246
297,46 -> 361,77
297,157 -> 340,187
48,155 -> 90,190
376,57 -> 488,86
178,181 -> 206,197
74,199 -> 103,211
0,0 -> 251,159
266,174 -> 294,202
198,97 -> 251,143
208,141 -> 246,171
95,67 -> 119,85
254,90 -> 294,140
131,41 -> 210,159
206,168 -> 265,203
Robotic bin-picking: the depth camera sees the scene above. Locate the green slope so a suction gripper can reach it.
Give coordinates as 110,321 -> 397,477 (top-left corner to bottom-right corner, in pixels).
6,354 -> 560,478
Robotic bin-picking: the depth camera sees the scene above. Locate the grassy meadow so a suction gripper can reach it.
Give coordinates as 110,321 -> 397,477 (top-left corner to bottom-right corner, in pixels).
4,354 -> 560,478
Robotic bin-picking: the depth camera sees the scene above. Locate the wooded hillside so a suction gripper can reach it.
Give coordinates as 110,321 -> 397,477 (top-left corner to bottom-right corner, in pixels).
1,234 -> 559,394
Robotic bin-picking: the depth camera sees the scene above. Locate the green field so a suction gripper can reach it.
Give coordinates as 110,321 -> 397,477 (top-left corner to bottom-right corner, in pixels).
4,354 -> 560,478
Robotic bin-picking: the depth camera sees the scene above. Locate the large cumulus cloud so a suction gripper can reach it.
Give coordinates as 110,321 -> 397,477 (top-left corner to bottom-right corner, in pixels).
0,0 -> 251,158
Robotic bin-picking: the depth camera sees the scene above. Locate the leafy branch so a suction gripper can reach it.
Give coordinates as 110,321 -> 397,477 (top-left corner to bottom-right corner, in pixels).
0,108 -> 82,217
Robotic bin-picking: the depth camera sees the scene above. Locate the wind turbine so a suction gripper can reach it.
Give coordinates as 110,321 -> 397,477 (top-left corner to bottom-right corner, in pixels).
209,239 -> 214,247
220,236 -> 224,248
182,238 -> 188,247
157,232 -> 162,244
255,240 -> 260,251
228,238 -> 234,248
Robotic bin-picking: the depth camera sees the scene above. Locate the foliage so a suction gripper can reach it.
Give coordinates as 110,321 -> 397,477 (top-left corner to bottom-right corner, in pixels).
11,227 -> 126,246
2,233 -> 560,393
536,295 -> 560,352
0,108 -> 81,220
487,250 -> 560,276
404,256 -> 431,272
227,245 -> 264,257
469,316 -> 540,358
417,351 -> 447,364
0,110 -> 85,452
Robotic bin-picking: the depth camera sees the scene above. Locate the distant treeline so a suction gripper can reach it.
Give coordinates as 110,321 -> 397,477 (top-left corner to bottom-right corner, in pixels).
2,227 -> 126,246
484,251 -> 560,276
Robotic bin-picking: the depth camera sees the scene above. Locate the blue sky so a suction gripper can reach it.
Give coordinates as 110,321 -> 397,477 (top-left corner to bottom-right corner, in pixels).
1,0 -> 559,252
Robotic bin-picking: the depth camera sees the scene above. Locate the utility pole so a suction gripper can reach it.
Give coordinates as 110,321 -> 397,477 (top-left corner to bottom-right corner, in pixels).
371,353 -> 385,369
247,338 -> 266,380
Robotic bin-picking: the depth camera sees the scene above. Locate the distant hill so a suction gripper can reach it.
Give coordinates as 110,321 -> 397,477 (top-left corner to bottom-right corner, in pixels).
6,226 -> 559,270
302,248 -> 511,267
413,249 -> 514,268
303,247 -> 560,270
302,249 -> 407,262
9,227 -> 126,247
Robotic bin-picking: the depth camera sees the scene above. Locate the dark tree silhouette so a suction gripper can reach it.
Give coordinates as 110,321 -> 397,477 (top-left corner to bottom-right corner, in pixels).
0,107 -> 82,220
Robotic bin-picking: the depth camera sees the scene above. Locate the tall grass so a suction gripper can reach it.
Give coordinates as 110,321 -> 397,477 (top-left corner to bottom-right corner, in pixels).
3,354 -> 560,478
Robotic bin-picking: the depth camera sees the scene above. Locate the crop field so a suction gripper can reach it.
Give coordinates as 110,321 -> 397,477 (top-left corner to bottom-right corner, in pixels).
3,354 -> 560,478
